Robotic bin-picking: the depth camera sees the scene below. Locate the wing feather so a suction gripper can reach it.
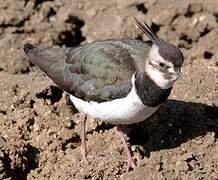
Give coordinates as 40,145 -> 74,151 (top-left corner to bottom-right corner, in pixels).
24,39 -> 150,102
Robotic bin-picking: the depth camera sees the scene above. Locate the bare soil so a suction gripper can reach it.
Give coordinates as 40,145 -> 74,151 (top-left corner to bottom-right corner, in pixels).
0,0 -> 218,179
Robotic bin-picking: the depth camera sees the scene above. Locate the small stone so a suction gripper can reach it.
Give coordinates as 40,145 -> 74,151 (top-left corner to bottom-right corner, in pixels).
176,161 -> 181,166
87,9 -> 97,18
33,123 -> 41,131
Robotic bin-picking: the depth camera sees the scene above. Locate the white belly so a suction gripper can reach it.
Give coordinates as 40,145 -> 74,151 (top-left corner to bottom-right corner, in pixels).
70,75 -> 159,125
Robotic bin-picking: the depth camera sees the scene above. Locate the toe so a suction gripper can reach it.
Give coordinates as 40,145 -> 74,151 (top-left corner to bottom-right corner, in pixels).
126,159 -> 136,172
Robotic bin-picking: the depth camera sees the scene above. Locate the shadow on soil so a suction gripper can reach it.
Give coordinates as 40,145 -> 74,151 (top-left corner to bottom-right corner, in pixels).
3,144 -> 39,180
127,99 -> 218,156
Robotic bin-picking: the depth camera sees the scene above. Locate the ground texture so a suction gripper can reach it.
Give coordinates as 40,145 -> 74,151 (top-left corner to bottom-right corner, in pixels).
0,0 -> 218,179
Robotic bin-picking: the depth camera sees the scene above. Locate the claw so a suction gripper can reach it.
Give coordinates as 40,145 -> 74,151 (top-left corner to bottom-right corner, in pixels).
126,158 -> 136,172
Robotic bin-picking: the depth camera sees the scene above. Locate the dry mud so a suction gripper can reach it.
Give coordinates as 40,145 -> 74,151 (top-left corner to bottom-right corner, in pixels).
0,0 -> 218,179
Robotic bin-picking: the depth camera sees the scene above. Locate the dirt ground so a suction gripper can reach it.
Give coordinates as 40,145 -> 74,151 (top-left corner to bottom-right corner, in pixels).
0,0 -> 218,179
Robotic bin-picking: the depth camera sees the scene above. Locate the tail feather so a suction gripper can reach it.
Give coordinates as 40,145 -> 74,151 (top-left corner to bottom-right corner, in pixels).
24,43 -> 35,54
23,43 -> 66,73
23,43 -> 73,93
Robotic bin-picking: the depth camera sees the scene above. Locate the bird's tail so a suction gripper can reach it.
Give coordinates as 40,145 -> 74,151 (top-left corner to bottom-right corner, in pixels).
24,43 -> 66,74
23,43 -> 73,93
23,43 -> 36,54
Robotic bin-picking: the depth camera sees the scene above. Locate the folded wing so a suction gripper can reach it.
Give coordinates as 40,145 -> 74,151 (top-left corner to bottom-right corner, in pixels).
24,39 -> 149,102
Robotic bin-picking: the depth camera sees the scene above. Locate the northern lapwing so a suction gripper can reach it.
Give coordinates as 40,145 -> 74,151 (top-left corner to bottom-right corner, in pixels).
24,18 -> 184,172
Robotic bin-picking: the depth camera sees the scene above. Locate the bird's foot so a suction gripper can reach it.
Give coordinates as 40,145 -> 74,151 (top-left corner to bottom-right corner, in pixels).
126,157 -> 136,172
80,146 -> 89,163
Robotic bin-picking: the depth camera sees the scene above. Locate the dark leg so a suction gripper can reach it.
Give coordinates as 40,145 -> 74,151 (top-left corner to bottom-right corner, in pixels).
117,125 -> 136,172
79,113 -> 88,163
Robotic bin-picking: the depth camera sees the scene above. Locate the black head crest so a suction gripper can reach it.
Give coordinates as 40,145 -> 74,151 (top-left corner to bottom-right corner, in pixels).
134,17 -> 161,43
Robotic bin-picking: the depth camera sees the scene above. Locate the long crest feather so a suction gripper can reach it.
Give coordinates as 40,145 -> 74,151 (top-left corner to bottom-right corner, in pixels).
134,17 -> 160,43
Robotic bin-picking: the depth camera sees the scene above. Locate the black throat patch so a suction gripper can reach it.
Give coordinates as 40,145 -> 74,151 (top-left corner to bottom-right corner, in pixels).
135,72 -> 172,107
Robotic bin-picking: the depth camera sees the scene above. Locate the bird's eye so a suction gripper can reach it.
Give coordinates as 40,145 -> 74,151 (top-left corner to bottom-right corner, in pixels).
159,63 -> 165,67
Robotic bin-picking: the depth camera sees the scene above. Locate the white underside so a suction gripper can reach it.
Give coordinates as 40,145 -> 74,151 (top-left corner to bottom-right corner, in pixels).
70,75 -> 159,125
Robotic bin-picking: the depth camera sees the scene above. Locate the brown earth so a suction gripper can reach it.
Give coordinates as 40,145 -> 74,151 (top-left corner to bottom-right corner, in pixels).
0,0 -> 218,179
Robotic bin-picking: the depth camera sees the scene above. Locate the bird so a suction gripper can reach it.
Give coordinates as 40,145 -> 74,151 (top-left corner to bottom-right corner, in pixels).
23,17 -> 184,172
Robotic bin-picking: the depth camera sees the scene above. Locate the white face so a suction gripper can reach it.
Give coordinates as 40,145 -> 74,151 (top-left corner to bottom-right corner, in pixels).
145,44 -> 180,89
